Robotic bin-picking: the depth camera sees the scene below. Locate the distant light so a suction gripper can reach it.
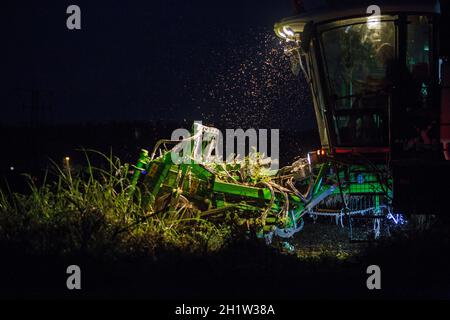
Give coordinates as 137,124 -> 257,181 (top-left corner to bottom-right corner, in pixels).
10,166 -> 14,171
64,157 -> 70,161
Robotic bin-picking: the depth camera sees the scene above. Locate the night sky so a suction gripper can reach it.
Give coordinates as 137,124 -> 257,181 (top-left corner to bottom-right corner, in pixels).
2,0 -> 316,129
4,1 -> 448,130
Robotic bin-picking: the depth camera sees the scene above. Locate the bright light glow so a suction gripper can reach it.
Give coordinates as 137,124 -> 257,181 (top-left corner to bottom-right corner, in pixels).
282,26 -> 294,38
10,166 -> 14,171
387,213 -> 406,225
64,157 -> 70,162
357,174 -> 364,184
367,5 -> 381,29
367,15 -> 381,29
368,19 -> 380,29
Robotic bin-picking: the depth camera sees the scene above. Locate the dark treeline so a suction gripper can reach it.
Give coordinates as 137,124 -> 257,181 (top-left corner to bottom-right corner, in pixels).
0,121 -> 320,191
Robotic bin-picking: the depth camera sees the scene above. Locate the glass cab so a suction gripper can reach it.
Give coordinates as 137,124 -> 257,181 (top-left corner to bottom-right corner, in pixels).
275,5 -> 440,159
320,15 -> 438,152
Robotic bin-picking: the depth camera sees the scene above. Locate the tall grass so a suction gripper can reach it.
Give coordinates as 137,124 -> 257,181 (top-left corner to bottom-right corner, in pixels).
0,150 -> 230,258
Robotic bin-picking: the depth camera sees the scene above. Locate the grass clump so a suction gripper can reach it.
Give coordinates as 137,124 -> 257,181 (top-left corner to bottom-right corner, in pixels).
0,150 -> 231,258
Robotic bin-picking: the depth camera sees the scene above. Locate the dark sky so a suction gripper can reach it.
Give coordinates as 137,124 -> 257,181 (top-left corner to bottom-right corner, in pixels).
2,0 -> 317,129
6,1 -> 447,130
